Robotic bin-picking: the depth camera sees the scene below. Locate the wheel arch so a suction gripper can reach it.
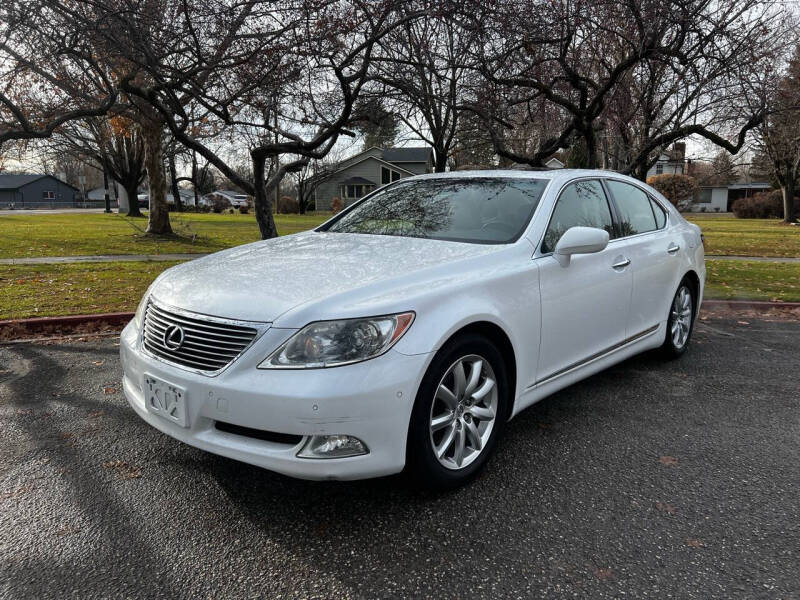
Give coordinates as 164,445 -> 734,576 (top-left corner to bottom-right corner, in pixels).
437,320 -> 518,420
682,269 -> 701,316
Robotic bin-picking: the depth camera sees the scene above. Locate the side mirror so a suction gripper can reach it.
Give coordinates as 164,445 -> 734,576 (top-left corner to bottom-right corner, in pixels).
553,226 -> 609,267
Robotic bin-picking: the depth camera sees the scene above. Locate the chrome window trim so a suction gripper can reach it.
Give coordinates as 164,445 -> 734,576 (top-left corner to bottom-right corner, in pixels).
138,297 -> 270,377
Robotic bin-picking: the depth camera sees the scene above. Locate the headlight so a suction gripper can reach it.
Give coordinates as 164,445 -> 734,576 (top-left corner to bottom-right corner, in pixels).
259,312 -> 414,369
133,293 -> 149,330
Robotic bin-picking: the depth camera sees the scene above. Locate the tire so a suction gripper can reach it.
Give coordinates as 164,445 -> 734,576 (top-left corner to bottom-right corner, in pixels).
661,278 -> 696,358
406,333 -> 510,490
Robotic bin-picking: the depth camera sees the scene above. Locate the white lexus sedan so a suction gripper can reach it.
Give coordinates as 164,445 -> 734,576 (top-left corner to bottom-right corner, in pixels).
120,170 -> 705,488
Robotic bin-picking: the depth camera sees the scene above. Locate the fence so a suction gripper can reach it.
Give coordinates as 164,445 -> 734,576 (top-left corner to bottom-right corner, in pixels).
0,199 -> 113,210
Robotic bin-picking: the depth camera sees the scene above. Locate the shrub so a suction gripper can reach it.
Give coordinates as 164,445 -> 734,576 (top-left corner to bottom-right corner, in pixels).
646,174 -> 699,211
211,195 -> 232,213
732,190 -> 787,219
331,196 -> 344,213
278,195 -> 299,214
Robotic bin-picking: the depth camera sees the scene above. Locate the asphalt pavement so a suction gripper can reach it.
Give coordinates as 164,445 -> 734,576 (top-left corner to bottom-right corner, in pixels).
1,317 -> 798,599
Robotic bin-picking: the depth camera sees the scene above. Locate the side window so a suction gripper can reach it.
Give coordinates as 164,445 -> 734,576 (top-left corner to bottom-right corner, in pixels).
650,197 -> 667,229
541,180 -> 614,254
607,180 -> 657,236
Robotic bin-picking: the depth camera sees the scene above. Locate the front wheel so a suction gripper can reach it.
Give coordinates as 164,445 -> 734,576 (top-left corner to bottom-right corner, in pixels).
661,279 -> 695,358
406,334 -> 509,490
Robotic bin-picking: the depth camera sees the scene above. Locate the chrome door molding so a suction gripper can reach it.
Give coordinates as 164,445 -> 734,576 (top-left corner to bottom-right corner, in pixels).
529,323 -> 660,388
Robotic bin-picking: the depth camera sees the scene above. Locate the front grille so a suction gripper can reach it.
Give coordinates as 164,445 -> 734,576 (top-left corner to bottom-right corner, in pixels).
142,301 -> 259,373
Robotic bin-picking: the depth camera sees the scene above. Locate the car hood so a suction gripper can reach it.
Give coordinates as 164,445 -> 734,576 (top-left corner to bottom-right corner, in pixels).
149,231 -> 503,323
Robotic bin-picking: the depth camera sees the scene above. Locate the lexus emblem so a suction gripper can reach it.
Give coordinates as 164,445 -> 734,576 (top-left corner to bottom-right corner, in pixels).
163,324 -> 185,350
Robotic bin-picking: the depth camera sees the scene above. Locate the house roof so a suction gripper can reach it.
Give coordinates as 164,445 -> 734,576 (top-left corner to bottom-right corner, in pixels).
0,173 -> 78,191
340,176 -> 376,185
381,147 -> 432,163
0,174 -> 47,190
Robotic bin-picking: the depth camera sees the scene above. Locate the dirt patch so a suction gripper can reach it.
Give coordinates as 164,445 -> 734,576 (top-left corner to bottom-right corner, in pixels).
0,315 -> 130,342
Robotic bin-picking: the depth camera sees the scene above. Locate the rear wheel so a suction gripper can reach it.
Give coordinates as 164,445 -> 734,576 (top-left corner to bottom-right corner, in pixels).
406,334 -> 509,489
661,279 -> 695,358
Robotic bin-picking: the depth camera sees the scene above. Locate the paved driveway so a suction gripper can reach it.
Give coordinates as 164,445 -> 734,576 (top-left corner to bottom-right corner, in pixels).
1,318 -> 798,599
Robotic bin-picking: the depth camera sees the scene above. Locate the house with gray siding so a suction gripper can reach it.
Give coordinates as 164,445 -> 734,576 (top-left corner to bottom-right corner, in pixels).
0,174 -> 78,209
313,147 -> 433,210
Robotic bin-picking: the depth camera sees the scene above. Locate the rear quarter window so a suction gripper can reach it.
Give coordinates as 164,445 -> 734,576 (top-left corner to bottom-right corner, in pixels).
607,180 -> 657,236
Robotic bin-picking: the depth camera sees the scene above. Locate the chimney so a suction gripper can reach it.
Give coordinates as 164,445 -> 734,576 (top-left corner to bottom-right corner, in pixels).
672,142 -> 686,160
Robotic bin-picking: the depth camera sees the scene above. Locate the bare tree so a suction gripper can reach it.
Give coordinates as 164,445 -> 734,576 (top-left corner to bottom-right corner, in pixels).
374,8 -> 478,172
0,1 -> 117,145
104,0 -> 421,238
463,0 -> 787,175
755,44 -> 800,222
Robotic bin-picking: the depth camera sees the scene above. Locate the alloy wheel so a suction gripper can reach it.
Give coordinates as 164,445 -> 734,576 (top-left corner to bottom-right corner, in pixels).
429,354 -> 498,470
670,285 -> 693,349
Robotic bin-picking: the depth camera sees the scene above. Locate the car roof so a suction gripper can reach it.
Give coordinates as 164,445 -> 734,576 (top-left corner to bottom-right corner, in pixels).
407,168 -> 647,185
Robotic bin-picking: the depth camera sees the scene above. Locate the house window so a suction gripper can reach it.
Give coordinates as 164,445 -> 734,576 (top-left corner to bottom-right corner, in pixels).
340,184 -> 375,199
697,189 -> 712,204
43,190 -> 55,200
655,163 -> 663,175
381,167 -> 402,185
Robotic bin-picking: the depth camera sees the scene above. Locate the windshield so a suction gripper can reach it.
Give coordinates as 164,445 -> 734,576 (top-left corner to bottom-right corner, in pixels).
322,177 -> 548,244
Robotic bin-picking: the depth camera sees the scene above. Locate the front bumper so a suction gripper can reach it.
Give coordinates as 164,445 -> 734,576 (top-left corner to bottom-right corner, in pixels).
119,321 -> 430,480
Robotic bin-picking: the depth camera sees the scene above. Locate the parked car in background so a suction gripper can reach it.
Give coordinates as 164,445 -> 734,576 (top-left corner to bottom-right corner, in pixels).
120,170 -> 705,489
200,190 -> 251,208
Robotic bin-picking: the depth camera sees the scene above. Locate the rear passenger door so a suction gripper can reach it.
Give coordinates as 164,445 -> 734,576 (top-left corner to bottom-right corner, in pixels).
604,179 -> 681,338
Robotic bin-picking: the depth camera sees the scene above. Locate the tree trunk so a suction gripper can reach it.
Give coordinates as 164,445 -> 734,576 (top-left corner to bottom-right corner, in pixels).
141,121 -> 172,234
433,146 -> 448,172
783,178 -> 795,223
191,151 -> 199,207
252,154 -> 278,239
584,128 -> 598,169
125,182 -> 143,217
635,162 -> 649,182
168,153 -> 183,212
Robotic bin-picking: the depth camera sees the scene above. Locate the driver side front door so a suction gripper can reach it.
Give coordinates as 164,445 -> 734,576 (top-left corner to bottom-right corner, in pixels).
535,179 -> 633,383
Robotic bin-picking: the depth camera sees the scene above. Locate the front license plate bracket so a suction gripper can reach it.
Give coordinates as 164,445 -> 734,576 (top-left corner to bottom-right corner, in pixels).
144,375 -> 188,427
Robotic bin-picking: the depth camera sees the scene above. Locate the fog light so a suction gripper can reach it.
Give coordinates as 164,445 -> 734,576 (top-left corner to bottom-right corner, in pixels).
297,435 -> 368,459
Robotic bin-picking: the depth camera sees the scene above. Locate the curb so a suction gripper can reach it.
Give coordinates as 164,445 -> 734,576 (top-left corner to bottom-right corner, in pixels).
702,300 -> 800,310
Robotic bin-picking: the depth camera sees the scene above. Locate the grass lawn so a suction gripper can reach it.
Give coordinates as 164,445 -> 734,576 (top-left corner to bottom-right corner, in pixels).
0,262 -> 181,320
3,257 -> 799,321
704,259 -> 800,303
0,211 -> 331,259
685,215 -> 800,258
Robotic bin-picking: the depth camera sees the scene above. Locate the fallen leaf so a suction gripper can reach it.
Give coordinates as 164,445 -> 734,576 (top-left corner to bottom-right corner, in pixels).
686,538 -> 704,548
92,360 -> 105,366
56,525 -> 81,537
103,387 -> 117,394
88,410 -> 104,419
737,320 -> 750,325
656,501 -> 677,514
103,460 -> 142,479
594,567 -> 613,581
660,456 -> 679,466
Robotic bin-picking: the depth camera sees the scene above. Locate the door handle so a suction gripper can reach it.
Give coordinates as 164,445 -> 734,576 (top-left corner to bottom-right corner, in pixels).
667,243 -> 680,254
612,257 -> 631,269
